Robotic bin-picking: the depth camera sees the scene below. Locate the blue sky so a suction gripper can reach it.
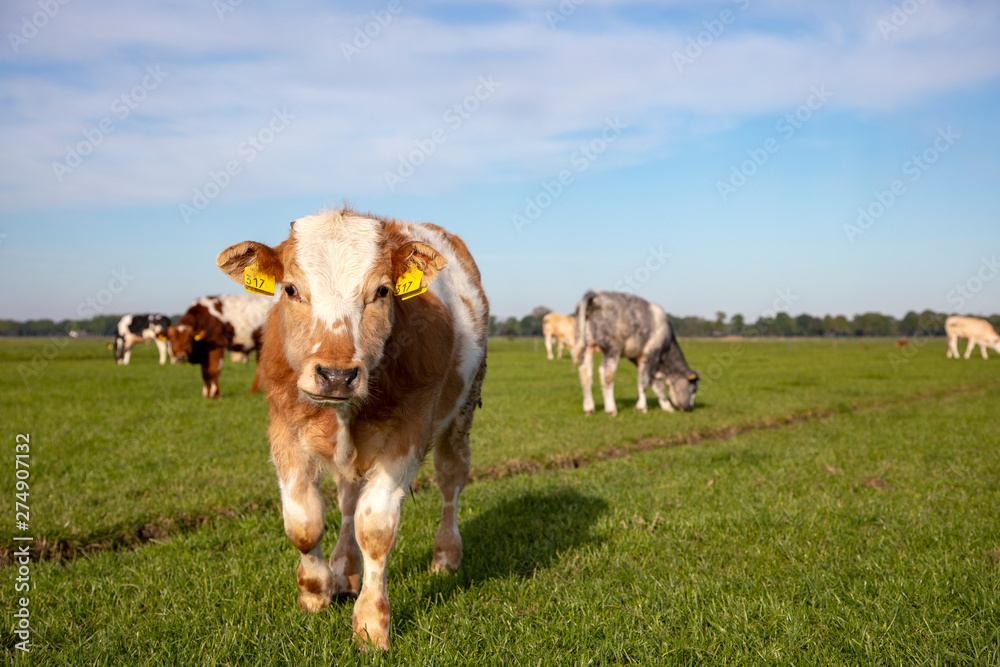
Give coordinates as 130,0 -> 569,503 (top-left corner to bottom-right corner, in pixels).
2,0 -> 999,323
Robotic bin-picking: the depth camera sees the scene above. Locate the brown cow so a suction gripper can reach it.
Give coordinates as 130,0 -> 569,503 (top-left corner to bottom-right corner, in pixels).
167,294 -> 271,398
215,208 -> 489,650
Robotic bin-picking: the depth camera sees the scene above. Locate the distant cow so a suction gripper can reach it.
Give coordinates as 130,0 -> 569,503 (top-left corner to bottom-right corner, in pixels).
946,315 -> 1000,359
215,208 -> 488,650
542,312 -> 575,360
572,290 -> 698,416
167,294 -> 272,398
114,314 -> 173,365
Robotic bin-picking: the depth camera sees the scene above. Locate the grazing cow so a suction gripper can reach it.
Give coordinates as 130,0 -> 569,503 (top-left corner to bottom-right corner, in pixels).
113,314 -> 173,365
215,208 -> 488,650
542,312 -> 575,360
572,290 -> 698,416
945,315 -> 1000,359
167,294 -> 272,398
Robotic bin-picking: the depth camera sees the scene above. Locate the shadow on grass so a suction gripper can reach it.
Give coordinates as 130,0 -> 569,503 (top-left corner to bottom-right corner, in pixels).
393,488 -> 608,632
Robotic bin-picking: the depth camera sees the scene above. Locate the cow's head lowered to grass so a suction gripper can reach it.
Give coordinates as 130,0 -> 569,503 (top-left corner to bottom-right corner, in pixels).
216,211 -> 446,405
651,330 -> 699,412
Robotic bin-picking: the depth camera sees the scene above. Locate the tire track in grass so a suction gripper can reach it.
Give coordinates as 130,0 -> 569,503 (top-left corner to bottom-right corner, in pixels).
4,381 -> 996,566
429,381 -> 1000,487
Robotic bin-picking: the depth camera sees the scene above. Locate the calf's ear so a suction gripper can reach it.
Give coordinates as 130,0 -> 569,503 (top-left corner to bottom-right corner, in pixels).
216,241 -> 284,284
391,241 -> 446,285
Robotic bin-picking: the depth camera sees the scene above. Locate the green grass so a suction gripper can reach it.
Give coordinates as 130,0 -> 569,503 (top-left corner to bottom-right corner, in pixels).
2,335 -> 999,664
1,336 -> 997,553
14,384 -> 1000,665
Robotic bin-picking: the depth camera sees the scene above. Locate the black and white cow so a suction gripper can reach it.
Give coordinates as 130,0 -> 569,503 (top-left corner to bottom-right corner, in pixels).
572,290 -> 699,416
114,314 -> 173,365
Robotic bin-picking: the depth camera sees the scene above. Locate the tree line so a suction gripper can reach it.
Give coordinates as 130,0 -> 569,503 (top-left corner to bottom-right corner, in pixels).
3,309 -> 998,339
0,314 -> 180,337
489,308 -> 1000,338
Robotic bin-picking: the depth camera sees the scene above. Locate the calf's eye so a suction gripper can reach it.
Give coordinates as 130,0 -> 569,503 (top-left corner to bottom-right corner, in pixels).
376,285 -> 390,298
284,284 -> 298,299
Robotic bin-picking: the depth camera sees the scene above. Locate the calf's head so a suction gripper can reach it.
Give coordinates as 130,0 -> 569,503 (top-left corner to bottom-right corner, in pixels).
662,370 -> 698,411
652,335 -> 699,411
166,324 -> 201,363
216,210 -> 444,406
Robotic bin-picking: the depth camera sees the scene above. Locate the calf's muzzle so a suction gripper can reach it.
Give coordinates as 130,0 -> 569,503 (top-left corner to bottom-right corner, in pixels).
313,364 -> 361,400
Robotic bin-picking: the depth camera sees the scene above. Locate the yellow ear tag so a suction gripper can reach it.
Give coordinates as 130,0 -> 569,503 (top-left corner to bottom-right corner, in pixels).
688,373 -> 698,382
156,334 -> 167,341
194,332 -> 205,341
244,264 -> 275,296
395,264 -> 427,301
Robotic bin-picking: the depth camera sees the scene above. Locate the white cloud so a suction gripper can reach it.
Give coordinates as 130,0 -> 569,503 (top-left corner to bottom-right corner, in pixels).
2,0 -> 999,209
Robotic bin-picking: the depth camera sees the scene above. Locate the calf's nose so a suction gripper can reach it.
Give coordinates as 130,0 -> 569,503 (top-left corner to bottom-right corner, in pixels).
314,364 -> 360,398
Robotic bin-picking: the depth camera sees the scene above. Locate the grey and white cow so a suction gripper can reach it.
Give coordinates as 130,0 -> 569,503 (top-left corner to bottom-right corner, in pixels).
114,314 -> 173,365
572,290 -> 699,416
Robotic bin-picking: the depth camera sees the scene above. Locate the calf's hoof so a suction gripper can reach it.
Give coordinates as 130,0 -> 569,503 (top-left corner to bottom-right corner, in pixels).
298,590 -> 331,613
353,615 -> 390,652
297,567 -> 333,612
431,551 -> 461,574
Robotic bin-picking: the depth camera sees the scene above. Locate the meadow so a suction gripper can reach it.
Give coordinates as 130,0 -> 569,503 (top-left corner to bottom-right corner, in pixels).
1,336 -> 998,665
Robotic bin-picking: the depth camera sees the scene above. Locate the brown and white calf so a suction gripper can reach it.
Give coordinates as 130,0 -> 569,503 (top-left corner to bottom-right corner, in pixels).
542,312 -> 575,360
166,294 -> 272,397
945,315 -> 1000,359
215,209 -> 488,650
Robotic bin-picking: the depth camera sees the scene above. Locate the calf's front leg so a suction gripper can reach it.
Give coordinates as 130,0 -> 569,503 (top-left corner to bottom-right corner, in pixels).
352,455 -> 418,651
329,473 -> 362,600
278,470 -> 333,612
155,338 -> 169,365
272,424 -> 333,612
201,349 -> 223,398
651,378 -> 675,412
635,356 -> 651,413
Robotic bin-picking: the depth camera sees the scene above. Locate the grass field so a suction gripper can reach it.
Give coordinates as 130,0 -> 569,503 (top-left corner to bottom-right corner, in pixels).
2,336 -> 999,664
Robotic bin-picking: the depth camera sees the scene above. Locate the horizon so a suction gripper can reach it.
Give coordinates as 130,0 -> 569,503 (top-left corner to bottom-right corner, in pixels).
2,1 -> 999,322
